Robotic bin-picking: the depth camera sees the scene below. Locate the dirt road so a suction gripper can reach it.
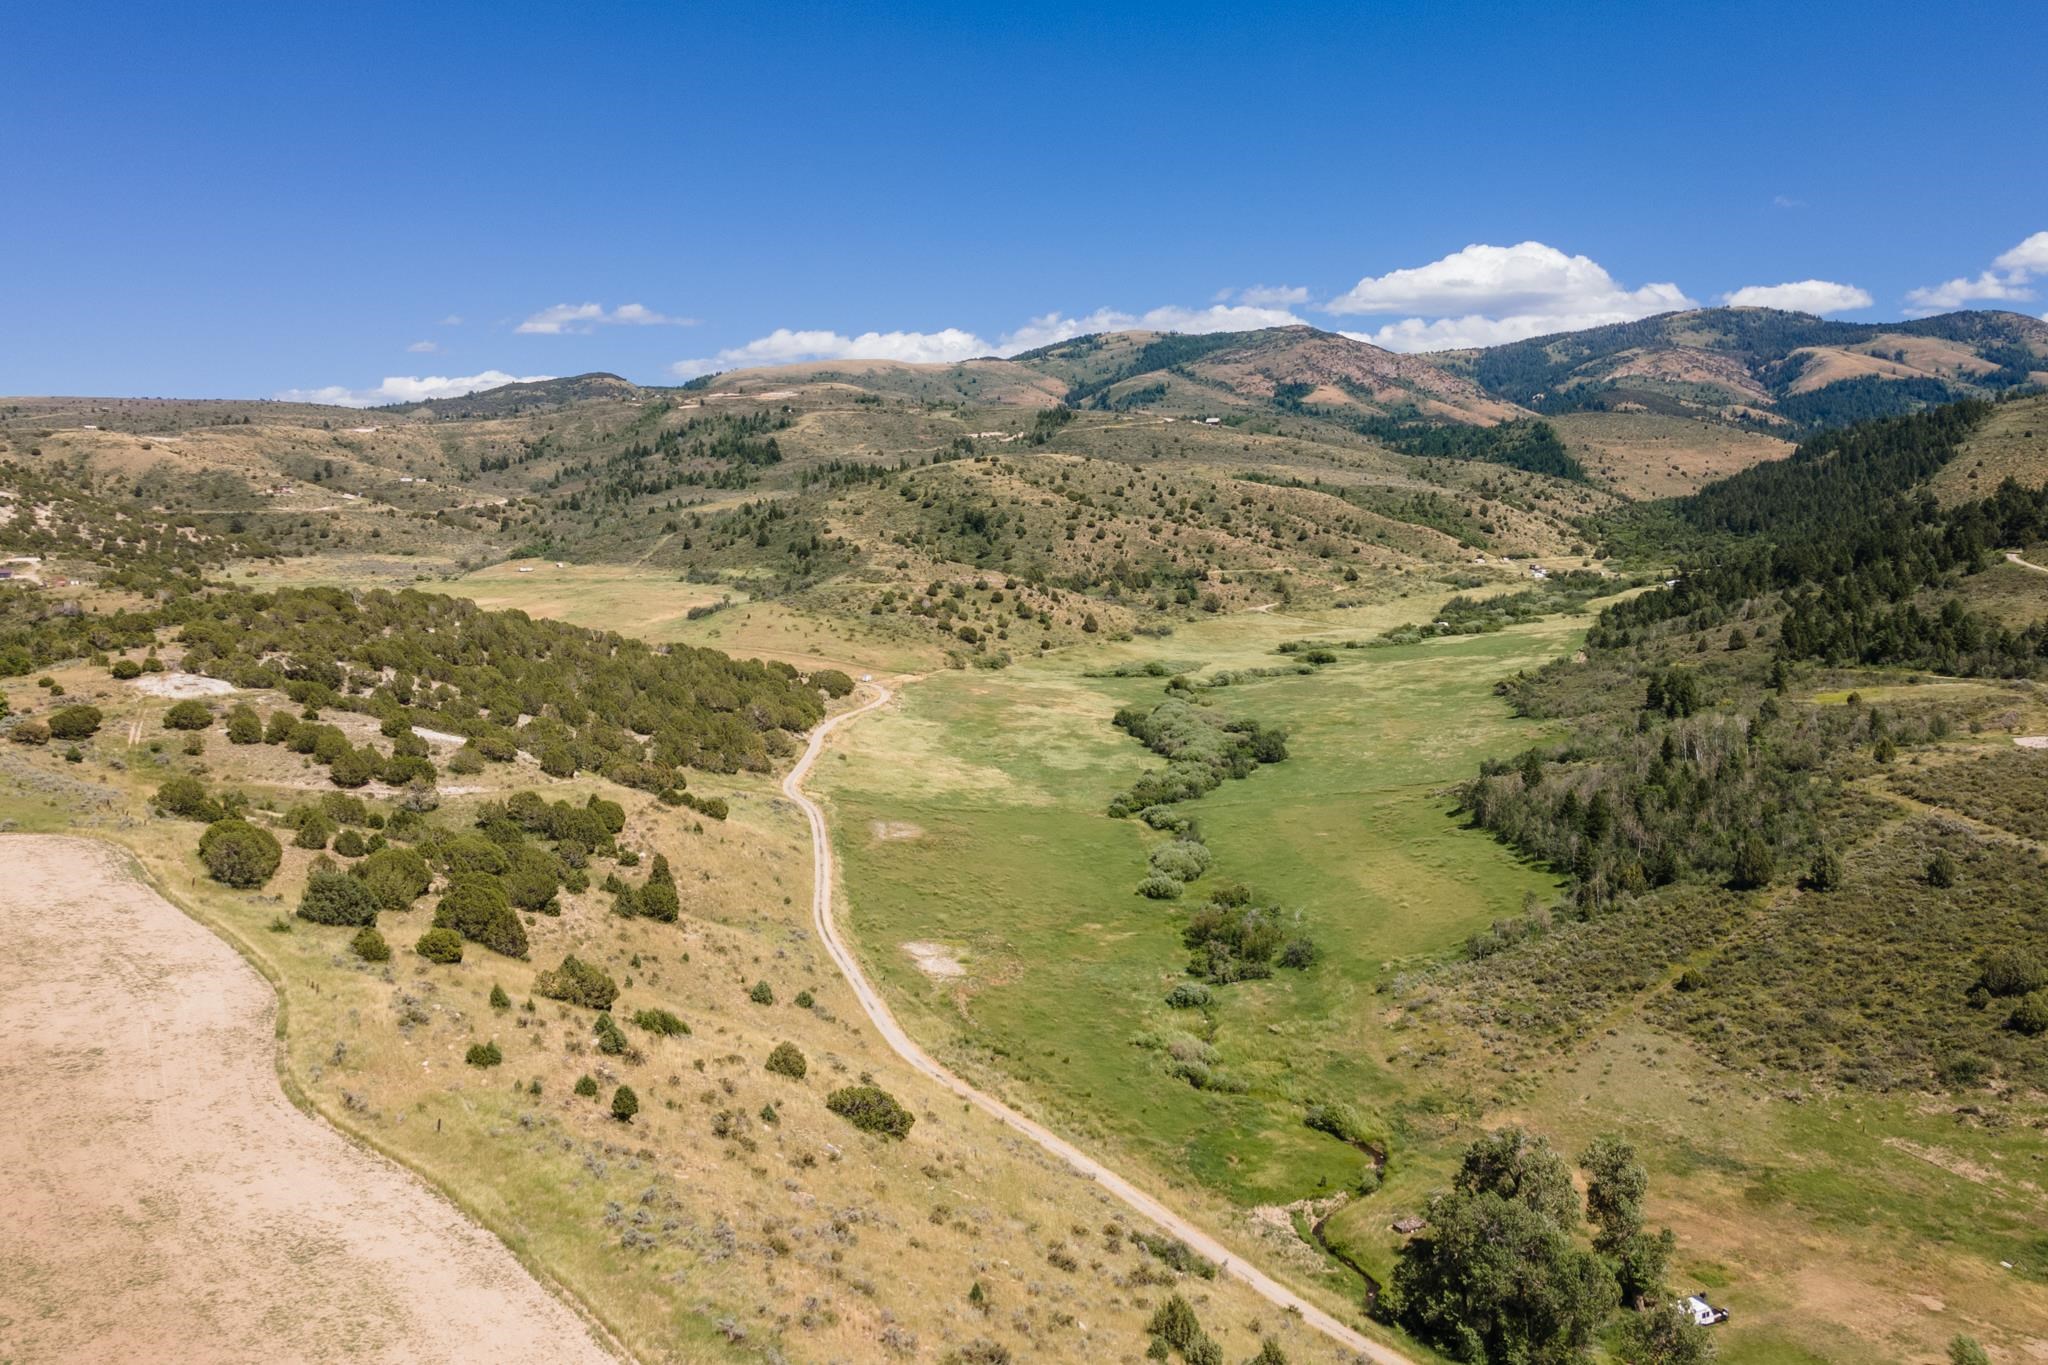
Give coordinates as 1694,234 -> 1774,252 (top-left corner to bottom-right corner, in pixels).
783,685 -> 1408,1365
2006,550 -> 2048,574
0,835 -> 614,1365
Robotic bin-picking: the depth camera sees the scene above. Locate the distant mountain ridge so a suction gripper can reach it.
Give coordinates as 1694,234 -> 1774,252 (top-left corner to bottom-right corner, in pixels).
645,307 -> 2047,436
1436,307 -> 2048,431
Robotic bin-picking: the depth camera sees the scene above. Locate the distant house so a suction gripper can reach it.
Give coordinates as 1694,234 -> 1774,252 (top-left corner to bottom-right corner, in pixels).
1204,416 -> 1221,425
517,566 -> 534,573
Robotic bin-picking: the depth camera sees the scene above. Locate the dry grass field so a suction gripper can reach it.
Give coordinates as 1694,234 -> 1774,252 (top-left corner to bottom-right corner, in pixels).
1551,411 -> 1794,499
1931,391 -> 2048,503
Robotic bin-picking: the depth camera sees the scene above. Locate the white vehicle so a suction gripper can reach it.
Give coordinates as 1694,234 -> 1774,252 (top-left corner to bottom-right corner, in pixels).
1679,1293 -> 1729,1326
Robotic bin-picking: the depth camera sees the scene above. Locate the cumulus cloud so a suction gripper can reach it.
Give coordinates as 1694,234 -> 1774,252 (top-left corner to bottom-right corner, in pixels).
1994,231 -> 2048,274
671,327 -> 994,378
405,339 -> 440,353
1338,316 -> 1619,352
1322,241 -> 1695,351
517,302 -> 695,334
1720,280 -> 1873,314
1904,231 -> 2047,316
275,370 -> 554,408
1904,271 -> 2035,314
673,301 -> 1308,378
996,303 -> 1306,355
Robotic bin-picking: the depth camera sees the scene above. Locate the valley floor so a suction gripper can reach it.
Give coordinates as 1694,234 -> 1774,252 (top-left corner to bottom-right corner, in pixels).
813,604 -> 2048,1365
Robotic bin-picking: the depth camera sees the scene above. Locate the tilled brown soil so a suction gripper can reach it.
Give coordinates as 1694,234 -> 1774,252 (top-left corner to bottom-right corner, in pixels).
0,835 -> 615,1364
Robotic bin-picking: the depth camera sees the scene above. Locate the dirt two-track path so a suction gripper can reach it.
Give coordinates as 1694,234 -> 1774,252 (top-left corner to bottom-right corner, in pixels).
0,835 -> 614,1365
784,684 -> 1410,1365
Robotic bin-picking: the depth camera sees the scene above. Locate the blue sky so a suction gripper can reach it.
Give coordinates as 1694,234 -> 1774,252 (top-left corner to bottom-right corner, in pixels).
4,0 -> 2044,402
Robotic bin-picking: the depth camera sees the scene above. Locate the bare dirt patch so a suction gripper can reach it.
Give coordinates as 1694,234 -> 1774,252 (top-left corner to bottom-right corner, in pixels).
1883,1136 -> 1999,1185
0,835 -> 612,1365
870,818 -> 925,841
903,940 -> 966,978
2016,736 -> 2048,750
410,724 -> 468,746
130,671 -> 237,699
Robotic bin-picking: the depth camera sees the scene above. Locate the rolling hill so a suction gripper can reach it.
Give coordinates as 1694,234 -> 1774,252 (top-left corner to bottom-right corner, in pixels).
1435,306 -> 2048,431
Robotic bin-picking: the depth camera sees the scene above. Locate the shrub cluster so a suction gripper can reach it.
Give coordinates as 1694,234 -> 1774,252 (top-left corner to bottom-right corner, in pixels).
297,870 -> 379,927
825,1084 -> 914,1139
432,875 -> 528,959
198,818 -> 282,888
415,927 -> 464,963
168,585 -> 823,778
632,1007 -> 689,1037
535,954 -> 617,1009
1105,699 -> 1286,818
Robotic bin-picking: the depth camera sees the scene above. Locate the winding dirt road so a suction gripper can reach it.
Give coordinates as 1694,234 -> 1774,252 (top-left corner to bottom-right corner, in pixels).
0,836 -> 614,1365
783,684 -> 1408,1365
2006,550 -> 2048,575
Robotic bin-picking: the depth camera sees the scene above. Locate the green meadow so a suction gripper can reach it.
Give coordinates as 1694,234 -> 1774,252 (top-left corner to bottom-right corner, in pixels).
817,605 -> 1577,1205
820,605 -> 2048,1360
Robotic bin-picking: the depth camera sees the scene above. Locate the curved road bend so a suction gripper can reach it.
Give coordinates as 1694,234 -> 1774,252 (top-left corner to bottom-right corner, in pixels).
783,684 -> 1411,1365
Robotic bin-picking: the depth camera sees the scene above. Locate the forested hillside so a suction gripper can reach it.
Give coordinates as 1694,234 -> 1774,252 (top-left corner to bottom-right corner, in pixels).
1426,391 -> 2048,1099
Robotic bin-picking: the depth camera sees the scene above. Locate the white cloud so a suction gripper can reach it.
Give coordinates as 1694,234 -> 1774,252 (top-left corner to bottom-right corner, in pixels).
1322,241 -> 1695,351
995,309 -> 1135,354
997,303 -> 1306,354
405,339 -> 440,353
1904,270 -> 2035,315
1341,315 -> 1627,352
516,302 -> 695,334
1327,241 -> 1689,317
439,314 -> 464,326
1904,231 -> 2047,315
672,300 -> 1311,379
671,327 -> 994,378
275,370 -> 555,408
1772,195 -> 1806,210
1993,231 -> 2048,274
1238,284 -> 1310,307
1720,280 -> 1873,314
